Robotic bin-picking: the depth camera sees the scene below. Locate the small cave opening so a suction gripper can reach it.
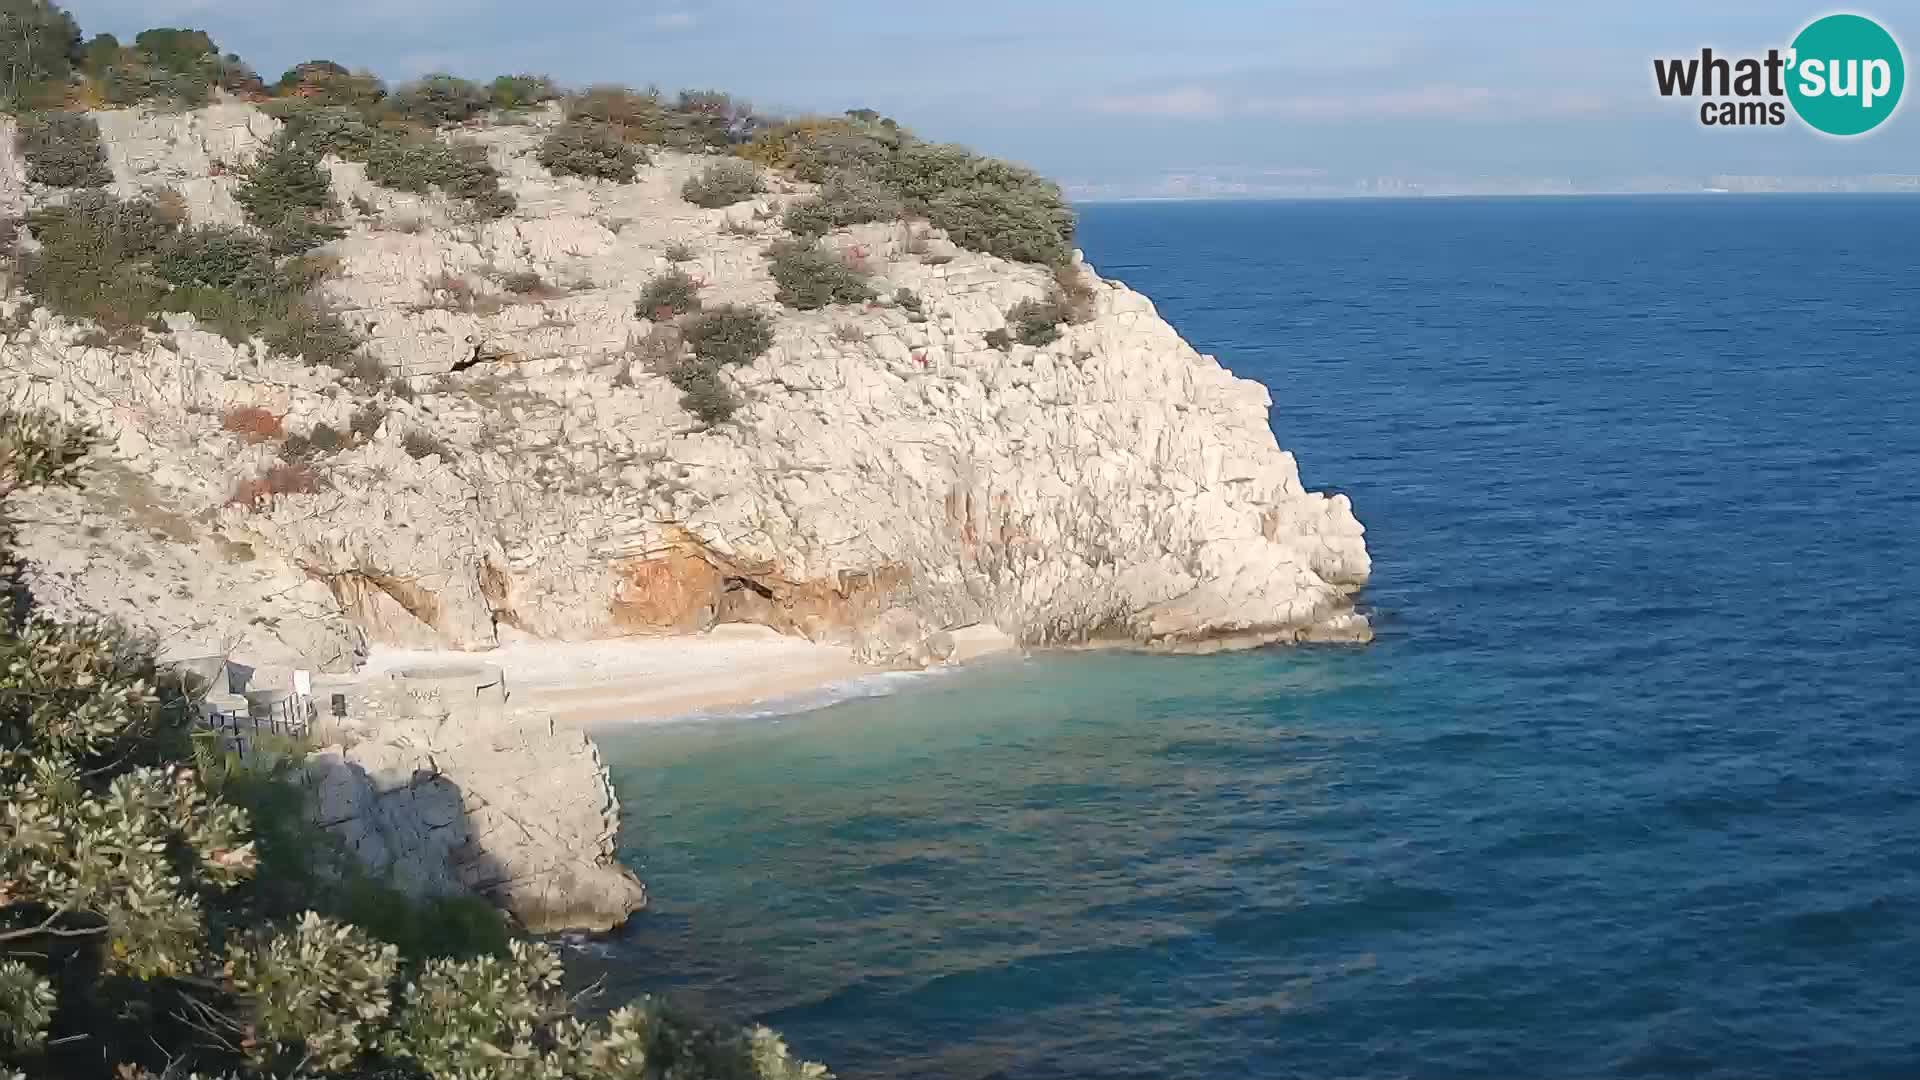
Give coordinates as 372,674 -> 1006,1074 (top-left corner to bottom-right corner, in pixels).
722,575 -> 775,600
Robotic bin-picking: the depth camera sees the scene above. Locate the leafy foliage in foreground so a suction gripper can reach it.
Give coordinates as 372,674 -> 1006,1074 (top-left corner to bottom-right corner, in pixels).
0,412 -> 831,1080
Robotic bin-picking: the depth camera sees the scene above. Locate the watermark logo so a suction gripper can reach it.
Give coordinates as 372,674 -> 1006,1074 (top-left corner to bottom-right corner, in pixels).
1653,13 -> 1904,135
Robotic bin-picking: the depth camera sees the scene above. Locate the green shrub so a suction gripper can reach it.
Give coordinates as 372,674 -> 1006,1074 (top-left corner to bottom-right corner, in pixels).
15,111 -> 111,188
154,225 -> 278,296
262,300 -> 359,367
98,61 -> 211,107
746,120 -> 1075,265
894,287 -> 924,318
349,402 -> 387,440
537,120 -> 644,181
674,365 -> 739,424
130,27 -> 215,73
269,101 -> 514,219
0,0 -> 81,108
345,352 -> 389,386
920,183 -> 1074,265
21,191 -> 172,335
565,84 -> 664,143
683,303 -> 774,366
211,51 -> 263,95
985,327 -> 1012,351
739,115 -> 904,182
389,72 -> 489,126
662,89 -> 749,151
0,428 -> 833,1078
402,429 -> 451,460
1005,297 -> 1062,346
271,102 -> 380,158
682,158 -> 764,208
78,31 -> 118,76
236,131 -> 343,254
637,267 -> 701,319
488,73 -> 557,111
885,142 -> 1074,264
361,133 -> 453,192
364,135 -> 514,219
278,423 -> 342,463
68,27 -> 250,109
782,168 -> 902,238
666,241 -> 696,262
766,239 -> 871,310
498,269 -> 549,295
273,59 -> 385,108
307,422 -> 344,455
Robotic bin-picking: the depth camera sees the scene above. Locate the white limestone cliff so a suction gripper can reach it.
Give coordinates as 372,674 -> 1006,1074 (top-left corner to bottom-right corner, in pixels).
2,102 -> 1370,670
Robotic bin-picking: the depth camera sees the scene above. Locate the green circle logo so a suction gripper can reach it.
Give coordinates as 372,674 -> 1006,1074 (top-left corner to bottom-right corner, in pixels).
1787,14 -> 1905,135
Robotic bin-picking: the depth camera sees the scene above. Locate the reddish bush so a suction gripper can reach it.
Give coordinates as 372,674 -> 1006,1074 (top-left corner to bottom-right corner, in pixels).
220,405 -> 284,443
227,463 -> 320,506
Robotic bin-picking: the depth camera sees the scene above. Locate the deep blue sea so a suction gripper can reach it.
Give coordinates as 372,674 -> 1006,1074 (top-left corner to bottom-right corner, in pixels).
591,196 -> 1920,1079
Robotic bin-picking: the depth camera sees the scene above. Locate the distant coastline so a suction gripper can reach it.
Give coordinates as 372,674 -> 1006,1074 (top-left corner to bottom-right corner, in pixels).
1070,187 -> 1920,205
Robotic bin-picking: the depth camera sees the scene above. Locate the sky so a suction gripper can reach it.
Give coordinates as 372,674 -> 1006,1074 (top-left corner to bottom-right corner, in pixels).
59,0 -> 1920,197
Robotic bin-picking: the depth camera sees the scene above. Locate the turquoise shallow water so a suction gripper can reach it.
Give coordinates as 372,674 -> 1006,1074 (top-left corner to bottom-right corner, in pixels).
591,196 -> 1920,1078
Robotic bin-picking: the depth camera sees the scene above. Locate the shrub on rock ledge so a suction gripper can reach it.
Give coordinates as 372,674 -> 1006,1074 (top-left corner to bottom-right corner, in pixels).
566,84 -> 666,143
15,111 -> 112,188
273,102 -> 381,158
155,224 -> 278,295
739,115 -> 904,183
364,134 -> 515,220
766,239 -> 872,310
236,130 -> 344,254
538,120 -> 644,181
782,168 -> 903,238
1006,297 -> 1063,347
638,267 -> 702,320
683,303 -> 774,366
389,72 -> 490,126
489,73 -> 558,111
675,365 -> 741,425
682,159 -> 765,209
402,429 -> 453,460
883,142 -> 1072,263
21,190 -> 173,336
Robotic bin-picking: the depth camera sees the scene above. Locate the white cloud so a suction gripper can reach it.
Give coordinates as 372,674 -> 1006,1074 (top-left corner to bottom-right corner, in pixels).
652,11 -> 698,30
1243,86 -> 1496,121
1084,86 -> 1227,119
1083,83 -> 1634,123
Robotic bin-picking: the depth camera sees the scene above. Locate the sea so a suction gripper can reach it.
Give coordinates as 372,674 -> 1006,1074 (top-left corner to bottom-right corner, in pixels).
586,195 -> 1920,1079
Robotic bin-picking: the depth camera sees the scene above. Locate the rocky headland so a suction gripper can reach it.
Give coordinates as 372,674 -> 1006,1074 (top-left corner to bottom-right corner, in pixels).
0,98 -> 1370,931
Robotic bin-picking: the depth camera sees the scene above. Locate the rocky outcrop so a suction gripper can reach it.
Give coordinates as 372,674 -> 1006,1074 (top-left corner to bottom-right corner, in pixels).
304,664 -> 647,933
0,102 -> 1370,668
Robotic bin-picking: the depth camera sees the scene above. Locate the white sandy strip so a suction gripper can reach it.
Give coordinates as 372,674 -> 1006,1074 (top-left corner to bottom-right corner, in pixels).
358,623 -> 1012,728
